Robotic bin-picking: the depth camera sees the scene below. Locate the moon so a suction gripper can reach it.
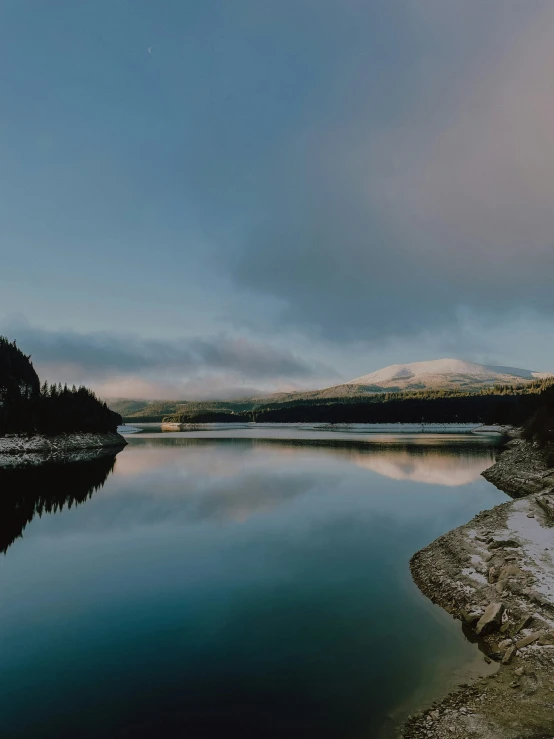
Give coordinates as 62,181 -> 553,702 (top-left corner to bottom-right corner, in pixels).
148,46 -> 152,54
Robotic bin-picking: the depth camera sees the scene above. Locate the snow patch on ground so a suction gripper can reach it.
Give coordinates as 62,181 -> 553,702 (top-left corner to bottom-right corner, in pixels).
461,567 -> 488,585
0,432 -> 126,466
507,500 -> 554,603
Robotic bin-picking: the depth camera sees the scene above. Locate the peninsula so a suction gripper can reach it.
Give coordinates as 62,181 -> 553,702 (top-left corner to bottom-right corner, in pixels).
0,336 -> 125,464
402,394 -> 554,737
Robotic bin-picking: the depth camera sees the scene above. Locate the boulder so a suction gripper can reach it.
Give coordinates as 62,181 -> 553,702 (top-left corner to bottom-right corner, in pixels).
476,602 -> 505,635
502,645 -> 516,664
516,631 -> 542,649
460,608 -> 481,624
512,614 -> 533,636
488,539 -> 521,550
536,493 -> 554,522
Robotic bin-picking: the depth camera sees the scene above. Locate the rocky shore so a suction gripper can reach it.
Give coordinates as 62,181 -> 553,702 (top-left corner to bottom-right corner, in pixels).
483,437 -> 554,498
401,437 -> 554,738
0,431 -> 127,466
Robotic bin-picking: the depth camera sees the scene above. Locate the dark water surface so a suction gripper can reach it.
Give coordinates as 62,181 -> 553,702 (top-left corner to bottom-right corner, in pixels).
0,429 -> 507,738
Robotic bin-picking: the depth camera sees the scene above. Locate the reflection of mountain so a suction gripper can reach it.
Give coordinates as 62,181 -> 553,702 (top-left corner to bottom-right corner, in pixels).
0,451 -> 118,553
0,437 -> 499,551
119,436 -> 498,491
237,439 -> 495,486
348,448 -> 494,486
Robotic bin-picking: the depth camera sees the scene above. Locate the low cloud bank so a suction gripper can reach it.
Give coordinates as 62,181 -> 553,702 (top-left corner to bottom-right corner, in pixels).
0,316 -> 335,399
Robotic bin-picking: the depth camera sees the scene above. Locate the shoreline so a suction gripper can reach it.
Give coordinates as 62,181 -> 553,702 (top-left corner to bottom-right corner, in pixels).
158,421 -> 503,434
401,437 -> 554,738
0,431 -> 127,466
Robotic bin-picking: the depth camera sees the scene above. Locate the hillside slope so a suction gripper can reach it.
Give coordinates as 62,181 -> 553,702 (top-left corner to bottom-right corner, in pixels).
344,358 -> 549,393
108,358 -> 552,420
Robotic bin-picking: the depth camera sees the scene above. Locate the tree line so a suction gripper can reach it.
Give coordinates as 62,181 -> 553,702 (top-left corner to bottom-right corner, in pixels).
163,377 -> 554,441
0,337 -> 121,435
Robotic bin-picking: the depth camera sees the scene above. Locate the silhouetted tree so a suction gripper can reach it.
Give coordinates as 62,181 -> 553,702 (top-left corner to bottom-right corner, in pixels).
0,335 -> 121,435
0,337 -> 40,433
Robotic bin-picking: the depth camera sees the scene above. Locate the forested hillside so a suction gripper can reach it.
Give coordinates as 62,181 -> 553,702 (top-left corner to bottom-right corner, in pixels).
0,337 -> 121,435
523,381 -> 554,461
161,378 -> 554,428
110,398 -> 258,422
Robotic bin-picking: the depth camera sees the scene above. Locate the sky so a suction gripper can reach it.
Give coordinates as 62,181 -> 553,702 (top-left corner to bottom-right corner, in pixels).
1,0 -> 554,399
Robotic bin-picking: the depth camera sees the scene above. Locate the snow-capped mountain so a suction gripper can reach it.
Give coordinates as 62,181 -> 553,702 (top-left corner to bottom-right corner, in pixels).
342,358 -> 550,393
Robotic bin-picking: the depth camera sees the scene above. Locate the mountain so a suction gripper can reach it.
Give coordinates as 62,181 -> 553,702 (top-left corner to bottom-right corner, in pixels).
109,358 -> 553,421
339,358 -> 550,393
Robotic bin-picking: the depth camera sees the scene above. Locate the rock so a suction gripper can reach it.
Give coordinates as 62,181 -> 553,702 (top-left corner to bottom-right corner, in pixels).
525,589 -> 548,606
515,667 -> 525,676
461,609 -> 480,624
488,539 -> 521,550
527,513 -> 535,518
512,614 -> 533,635
488,566 -> 498,583
502,645 -> 516,664
500,563 -> 519,579
516,631 -> 542,649
536,493 -> 554,522
476,602 -> 505,635
538,631 -> 554,645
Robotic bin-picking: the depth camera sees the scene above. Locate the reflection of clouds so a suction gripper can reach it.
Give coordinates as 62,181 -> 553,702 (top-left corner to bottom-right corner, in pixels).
85,442 -> 329,528
115,437 -> 497,497
114,444 -> 255,482
179,473 -> 316,523
26,438 -> 499,544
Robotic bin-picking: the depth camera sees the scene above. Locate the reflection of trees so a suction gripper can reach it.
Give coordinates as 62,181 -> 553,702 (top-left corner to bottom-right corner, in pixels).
0,452 -> 117,554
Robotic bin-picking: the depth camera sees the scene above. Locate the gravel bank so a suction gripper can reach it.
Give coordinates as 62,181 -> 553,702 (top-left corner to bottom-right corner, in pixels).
0,431 -> 127,466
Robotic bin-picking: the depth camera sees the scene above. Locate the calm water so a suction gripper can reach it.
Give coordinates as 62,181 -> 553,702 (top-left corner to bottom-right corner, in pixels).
0,427 -> 507,738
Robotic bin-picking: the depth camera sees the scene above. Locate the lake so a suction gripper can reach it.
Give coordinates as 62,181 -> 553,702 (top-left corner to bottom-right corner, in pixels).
0,426 -> 507,738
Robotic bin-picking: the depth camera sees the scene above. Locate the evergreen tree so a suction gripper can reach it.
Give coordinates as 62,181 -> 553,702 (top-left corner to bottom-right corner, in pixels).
0,335 -> 121,435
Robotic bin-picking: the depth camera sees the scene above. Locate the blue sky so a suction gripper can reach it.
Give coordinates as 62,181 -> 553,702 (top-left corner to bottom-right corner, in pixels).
1,1 -> 554,398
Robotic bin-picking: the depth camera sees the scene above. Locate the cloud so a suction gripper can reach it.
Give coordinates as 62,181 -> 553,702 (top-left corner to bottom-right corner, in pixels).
3,1 -> 553,384
0,315 -> 335,398
229,2 -> 554,342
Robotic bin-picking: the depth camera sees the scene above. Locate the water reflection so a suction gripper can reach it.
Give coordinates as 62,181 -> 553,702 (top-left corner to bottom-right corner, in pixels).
118,435 -> 497,487
349,446 -> 495,485
4,437 -> 495,536
0,433 -> 506,739
0,451 -> 117,553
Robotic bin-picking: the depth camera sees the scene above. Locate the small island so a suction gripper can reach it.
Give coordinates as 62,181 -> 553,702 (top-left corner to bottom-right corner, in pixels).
0,336 -> 125,464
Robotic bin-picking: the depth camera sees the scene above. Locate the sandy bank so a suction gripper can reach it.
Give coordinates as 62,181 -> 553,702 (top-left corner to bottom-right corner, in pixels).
0,431 -> 127,466
402,438 -> 554,738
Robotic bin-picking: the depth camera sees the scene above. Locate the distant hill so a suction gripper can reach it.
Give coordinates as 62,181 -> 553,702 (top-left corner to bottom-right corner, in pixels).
338,358 -> 551,394
108,358 -> 553,422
